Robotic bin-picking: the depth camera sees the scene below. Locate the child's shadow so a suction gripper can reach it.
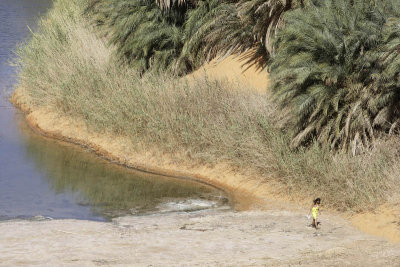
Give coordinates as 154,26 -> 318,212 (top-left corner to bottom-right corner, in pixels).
307,222 -> 322,228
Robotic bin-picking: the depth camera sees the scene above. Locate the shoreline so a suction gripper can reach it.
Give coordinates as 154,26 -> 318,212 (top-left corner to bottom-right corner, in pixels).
11,87 -> 288,212
11,87 -> 400,243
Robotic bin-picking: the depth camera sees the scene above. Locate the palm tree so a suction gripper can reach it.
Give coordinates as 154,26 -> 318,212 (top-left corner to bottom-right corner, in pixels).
85,0 -> 309,74
270,0 -> 400,153
178,0 -> 256,68
156,0 -> 195,10
86,0 -> 189,74
369,1 -> 400,136
188,0 -> 308,70
239,0 -> 307,53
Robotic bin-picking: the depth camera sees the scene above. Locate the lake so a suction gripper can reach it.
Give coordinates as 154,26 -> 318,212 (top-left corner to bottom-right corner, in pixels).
0,0 -> 227,221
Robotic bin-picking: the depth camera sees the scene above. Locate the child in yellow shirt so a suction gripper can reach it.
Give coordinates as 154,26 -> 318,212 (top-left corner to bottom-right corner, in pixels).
310,198 -> 321,229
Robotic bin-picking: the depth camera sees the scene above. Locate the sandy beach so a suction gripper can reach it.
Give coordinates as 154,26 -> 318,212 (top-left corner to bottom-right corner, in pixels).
2,208 -> 400,266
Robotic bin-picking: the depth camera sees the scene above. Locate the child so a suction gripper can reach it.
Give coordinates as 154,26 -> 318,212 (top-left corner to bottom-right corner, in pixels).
310,198 -> 321,229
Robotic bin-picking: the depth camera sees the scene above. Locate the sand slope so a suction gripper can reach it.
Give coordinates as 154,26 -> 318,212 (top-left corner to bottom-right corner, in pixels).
187,54 -> 269,93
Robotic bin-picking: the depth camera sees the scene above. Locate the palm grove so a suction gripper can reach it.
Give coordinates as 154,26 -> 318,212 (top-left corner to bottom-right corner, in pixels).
86,0 -> 400,154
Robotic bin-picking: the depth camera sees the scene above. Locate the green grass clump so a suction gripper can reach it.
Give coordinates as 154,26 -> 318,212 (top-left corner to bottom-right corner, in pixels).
15,0 -> 400,211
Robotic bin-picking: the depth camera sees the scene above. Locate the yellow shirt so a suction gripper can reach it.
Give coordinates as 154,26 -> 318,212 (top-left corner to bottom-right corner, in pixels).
312,206 -> 319,219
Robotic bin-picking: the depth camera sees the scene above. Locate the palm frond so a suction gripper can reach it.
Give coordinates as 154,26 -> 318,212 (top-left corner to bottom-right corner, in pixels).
270,0 -> 400,152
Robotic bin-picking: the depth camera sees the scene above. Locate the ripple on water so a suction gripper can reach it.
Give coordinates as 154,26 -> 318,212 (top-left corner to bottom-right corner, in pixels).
156,199 -> 221,213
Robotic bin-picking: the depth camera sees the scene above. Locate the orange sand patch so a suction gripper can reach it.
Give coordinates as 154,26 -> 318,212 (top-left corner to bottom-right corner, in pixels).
350,205 -> 400,243
187,54 -> 269,93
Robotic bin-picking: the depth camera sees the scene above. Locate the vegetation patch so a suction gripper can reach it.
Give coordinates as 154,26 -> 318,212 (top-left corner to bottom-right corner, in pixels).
271,0 -> 400,152
14,0 -> 400,211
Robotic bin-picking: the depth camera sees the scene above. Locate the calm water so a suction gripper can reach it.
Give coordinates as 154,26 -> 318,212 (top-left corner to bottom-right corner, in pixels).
0,0 -> 226,221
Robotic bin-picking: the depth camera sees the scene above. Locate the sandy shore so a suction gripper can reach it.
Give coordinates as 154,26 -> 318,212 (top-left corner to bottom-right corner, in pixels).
2,209 -> 400,266
11,80 -> 284,213
9,55 -> 288,211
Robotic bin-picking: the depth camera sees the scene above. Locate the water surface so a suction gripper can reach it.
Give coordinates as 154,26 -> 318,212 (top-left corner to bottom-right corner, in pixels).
0,0 -> 226,221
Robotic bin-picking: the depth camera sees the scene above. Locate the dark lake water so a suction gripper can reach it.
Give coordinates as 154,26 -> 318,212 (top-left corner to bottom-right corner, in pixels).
0,0 -> 226,221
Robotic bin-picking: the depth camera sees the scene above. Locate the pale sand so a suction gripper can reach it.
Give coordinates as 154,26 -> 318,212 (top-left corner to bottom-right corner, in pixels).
1,209 -> 400,266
